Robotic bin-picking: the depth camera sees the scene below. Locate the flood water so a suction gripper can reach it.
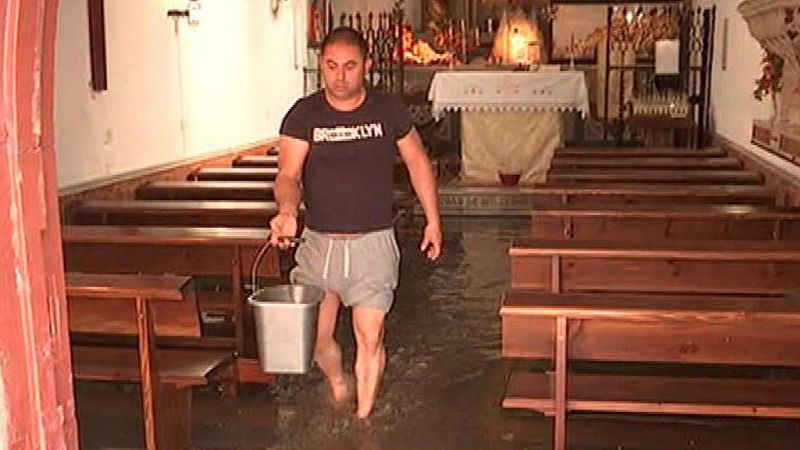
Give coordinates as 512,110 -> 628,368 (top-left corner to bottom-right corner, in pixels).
76,217 -> 799,450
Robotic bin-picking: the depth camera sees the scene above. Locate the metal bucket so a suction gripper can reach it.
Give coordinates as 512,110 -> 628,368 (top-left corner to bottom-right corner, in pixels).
247,238 -> 322,374
248,284 -> 323,374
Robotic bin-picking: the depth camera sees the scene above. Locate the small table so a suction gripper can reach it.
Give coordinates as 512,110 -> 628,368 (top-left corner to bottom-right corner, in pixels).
627,115 -> 696,148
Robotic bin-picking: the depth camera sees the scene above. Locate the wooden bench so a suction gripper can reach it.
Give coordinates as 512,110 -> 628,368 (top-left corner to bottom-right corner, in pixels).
232,154 -> 410,183
550,156 -> 742,171
500,290 -> 800,450
509,238 -> 800,294
135,181 -> 415,220
70,199 -> 283,227
555,147 -> 726,158
233,155 -> 279,168
434,185 -> 777,217
531,203 -> 800,241
545,169 -> 762,186
67,272 -> 235,450
190,167 -> 279,182
62,225 -> 279,383
137,180 -> 276,201
528,184 -> 776,206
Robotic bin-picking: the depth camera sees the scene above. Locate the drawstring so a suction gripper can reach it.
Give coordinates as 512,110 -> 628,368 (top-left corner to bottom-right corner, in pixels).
319,234 -> 353,281
344,240 -> 350,279
322,238 -> 334,281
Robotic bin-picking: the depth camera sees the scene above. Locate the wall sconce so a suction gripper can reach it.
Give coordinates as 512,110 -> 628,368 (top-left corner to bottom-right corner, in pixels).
167,0 -> 202,26
271,0 -> 292,16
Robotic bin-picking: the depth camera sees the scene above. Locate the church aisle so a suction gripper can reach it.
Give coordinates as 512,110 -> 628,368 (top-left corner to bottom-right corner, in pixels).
75,216 -> 799,450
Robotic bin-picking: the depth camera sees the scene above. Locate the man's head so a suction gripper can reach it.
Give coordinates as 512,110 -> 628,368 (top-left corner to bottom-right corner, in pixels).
320,27 -> 372,103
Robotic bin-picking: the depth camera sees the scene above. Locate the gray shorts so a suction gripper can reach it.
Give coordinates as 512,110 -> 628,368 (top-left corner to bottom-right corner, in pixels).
290,227 -> 400,313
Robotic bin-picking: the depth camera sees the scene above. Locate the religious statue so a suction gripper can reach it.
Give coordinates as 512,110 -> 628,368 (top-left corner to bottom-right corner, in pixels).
490,5 -> 544,65
425,0 -> 449,36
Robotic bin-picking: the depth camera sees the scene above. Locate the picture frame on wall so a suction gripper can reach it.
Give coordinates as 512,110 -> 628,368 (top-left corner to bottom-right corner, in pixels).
308,0 -> 331,48
549,2 -> 608,63
548,0 -> 685,63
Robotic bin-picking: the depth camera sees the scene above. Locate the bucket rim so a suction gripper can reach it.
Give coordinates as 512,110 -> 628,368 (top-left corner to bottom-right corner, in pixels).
246,284 -> 324,307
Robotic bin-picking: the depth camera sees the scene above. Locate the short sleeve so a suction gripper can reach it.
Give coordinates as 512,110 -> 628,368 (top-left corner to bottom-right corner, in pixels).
279,98 -> 309,141
387,95 -> 413,141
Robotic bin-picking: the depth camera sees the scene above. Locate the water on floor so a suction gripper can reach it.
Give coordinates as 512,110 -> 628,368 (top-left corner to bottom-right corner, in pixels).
76,217 -> 799,450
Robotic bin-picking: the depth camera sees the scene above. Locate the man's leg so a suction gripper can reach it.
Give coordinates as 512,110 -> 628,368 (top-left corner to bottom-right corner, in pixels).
352,306 -> 386,419
314,291 -> 349,402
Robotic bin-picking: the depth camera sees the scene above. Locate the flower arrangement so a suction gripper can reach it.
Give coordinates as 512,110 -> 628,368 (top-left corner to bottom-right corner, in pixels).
753,51 -> 784,101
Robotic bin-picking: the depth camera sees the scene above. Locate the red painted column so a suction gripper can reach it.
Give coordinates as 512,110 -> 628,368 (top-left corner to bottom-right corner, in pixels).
1,0 -> 79,448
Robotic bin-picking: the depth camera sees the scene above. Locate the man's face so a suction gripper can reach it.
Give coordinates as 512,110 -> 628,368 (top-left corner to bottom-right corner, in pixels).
321,42 -> 370,102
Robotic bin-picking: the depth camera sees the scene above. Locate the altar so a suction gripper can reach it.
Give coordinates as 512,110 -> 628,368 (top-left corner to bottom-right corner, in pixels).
428,70 -> 590,185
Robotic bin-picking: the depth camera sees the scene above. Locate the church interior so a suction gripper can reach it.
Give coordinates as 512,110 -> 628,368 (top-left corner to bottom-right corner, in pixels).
4,0 -> 800,449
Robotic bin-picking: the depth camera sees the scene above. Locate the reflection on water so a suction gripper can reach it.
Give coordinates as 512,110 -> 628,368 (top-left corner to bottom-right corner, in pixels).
267,217 -> 533,450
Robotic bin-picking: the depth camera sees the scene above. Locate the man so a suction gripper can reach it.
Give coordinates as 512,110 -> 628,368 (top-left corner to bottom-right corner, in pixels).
270,26 -> 442,419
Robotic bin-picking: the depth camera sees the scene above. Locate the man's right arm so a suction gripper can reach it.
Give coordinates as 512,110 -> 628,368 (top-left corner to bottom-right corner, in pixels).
270,135 -> 309,246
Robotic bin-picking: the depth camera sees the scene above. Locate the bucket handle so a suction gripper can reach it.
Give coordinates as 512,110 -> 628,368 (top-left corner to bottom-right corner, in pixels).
249,232 -> 305,292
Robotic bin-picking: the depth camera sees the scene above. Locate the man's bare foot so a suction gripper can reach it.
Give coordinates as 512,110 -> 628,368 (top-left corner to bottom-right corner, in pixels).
327,376 -> 352,406
355,402 -> 374,419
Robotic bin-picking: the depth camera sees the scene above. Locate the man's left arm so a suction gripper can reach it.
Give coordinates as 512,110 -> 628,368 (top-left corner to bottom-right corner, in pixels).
397,128 -> 442,261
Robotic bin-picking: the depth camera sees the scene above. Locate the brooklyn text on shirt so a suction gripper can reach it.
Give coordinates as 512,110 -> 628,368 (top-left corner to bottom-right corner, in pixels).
313,122 -> 385,143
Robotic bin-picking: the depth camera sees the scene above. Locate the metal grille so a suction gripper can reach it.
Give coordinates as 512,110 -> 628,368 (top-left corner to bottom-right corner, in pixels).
598,4 -> 715,148
338,5 -> 405,95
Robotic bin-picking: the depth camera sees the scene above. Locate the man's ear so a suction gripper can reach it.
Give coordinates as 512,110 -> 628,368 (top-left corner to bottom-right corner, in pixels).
364,57 -> 373,73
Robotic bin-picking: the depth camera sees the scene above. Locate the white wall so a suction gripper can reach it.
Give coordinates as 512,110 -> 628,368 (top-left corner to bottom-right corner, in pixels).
55,0 -> 306,189
694,0 -> 800,178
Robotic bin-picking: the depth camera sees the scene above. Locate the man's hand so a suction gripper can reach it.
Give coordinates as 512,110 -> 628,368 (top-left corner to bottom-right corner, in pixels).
269,213 -> 298,249
419,222 -> 442,261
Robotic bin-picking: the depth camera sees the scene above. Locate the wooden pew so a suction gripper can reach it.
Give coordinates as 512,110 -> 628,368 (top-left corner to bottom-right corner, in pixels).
509,238 -> 800,294
555,147 -> 726,158
71,199 -> 281,227
135,181 -> 415,220
531,203 -> 800,241
62,225 -> 279,383
545,169 -> 762,185
529,184 -> 776,206
500,290 -> 800,450
190,167 -> 278,182
137,180 -> 276,201
67,272 -> 235,450
434,185 -> 776,216
233,155 -> 279,168
550,156 -> 742,171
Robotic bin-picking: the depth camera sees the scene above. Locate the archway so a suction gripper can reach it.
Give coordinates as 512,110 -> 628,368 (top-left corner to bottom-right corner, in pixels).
1,0 -> 78,447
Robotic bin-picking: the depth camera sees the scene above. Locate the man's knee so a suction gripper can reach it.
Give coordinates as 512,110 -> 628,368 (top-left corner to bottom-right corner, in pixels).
355,329 -> 384,354
353,307 -> 386,354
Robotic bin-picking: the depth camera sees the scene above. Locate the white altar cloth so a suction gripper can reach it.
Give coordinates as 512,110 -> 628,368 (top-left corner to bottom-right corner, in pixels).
428,71 -> 590,120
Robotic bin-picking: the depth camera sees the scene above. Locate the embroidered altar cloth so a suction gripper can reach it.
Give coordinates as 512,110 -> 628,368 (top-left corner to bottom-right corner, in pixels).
428,70 -> 590,120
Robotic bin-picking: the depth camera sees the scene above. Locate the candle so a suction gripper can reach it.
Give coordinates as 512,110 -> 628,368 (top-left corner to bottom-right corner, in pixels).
448,20 -> 453,48
487,18 -> 493,33
475,28 -> 480,46
570,33 -> 575,56
569,32 -> 576,69
460,19 -> 467,62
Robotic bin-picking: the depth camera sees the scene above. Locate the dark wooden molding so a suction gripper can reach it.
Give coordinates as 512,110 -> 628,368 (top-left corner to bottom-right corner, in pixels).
87,0 -> 107,91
